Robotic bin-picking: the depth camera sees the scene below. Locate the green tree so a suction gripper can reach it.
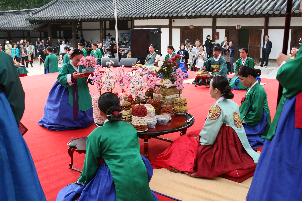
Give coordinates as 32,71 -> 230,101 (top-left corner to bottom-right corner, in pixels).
0,0 -> 52,10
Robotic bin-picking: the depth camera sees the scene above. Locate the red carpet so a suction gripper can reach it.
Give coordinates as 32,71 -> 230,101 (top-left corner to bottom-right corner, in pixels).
19,71 -> 278,200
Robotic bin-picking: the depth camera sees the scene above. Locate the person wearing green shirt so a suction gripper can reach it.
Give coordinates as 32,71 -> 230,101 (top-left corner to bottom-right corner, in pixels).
39,49 -> 93,130
238,66 -> 271,148
204,45 -> 228,77
62,46 -> 71,65
230,48 -> 255,90
90,43 -> 103,65
0,51 -> 45,200
57,92 -> 156,201
164,45 -> 176,61
78,42 -> 87,57
44,47 -> 58,74
247,46 -> 302,201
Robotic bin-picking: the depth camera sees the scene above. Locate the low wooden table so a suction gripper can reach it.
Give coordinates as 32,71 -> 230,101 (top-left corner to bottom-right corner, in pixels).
137,113 -> 195,157
194,75 -> 212,87
67,113 -> 194,172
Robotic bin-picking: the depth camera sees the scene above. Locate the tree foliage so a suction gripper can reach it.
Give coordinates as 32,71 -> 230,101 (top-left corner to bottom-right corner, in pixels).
0,0 -> 52,11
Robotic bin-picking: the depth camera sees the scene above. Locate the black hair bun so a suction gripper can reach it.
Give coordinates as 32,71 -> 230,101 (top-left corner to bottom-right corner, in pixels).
106,106 -> 122,122
222,85 -> 234,99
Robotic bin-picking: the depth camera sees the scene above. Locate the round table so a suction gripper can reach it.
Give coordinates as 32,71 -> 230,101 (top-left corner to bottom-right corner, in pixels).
138,113 -> 195,158
67,113 -> 194,172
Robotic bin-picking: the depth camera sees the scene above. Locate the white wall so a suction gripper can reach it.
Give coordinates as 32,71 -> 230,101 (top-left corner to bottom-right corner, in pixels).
269,17 -> 302,27
291,17 -> 302,26
215,29 -> 225,44
172,28 -> 180,50
83,30 -> 100,43
134,19 -> 169,26
202,28 -> 212,44
172,18 -> 212,26
268,29 -> 284,59
217,18 -> 264,27
82,22 -> 100,29
161,28 -> 169,56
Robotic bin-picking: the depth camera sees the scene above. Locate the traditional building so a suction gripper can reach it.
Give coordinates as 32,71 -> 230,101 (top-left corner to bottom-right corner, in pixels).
0,9 -> 42,43
1,0 -> 302,61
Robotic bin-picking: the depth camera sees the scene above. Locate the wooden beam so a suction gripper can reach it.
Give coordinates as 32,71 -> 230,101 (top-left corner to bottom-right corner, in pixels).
169,18 -> 173,45
212,17 -> 216,41
71,22 -> 77,48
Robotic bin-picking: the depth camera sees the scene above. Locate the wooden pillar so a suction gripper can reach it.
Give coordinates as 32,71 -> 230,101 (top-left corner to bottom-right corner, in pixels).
131,20 -> 134,29
212,17 -> 216,41
71,22 -> 77,47
47,24 -> 52,38
263,16 -> 269,38
169,18 -> 173,45
104,21 -> 107,39
100,21 -> 103,42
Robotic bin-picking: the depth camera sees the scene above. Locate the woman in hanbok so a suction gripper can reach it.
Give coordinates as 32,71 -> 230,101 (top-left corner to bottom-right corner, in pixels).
177,43 -> 189,76
247,46 -> 302,201
62,46 -> 71,65
230,48 -> 255,90
39,49 -> 93,130
44,47 -> 58,74
57,92 -> 156,201
238,66 -> 271,149
0,52 -> 45,200
153,76 -> 260,181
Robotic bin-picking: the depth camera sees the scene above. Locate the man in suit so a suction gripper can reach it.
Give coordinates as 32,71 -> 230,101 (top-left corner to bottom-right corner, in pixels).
260,35 -> 272,67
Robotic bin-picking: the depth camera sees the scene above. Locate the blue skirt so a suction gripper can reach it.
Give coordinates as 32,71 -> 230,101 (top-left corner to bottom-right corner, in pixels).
247,96 -> 302,200
0,92 -> 45,200
179,62 -> 188,78
243,111 -> 269,149
57,156 -> 157,201
39,82 -> 93,131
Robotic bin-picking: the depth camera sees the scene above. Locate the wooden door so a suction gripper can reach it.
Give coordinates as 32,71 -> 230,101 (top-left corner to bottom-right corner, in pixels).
290,27 -> 302,49
225,28 -> 239,60
131,29 -> 161,63
180,27 -> 203,45
248,29 -> 262,63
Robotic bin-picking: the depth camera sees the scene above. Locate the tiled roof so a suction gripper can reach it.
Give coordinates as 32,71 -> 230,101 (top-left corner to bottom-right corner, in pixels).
29,0 -> 301,22
0,9 -> 38,30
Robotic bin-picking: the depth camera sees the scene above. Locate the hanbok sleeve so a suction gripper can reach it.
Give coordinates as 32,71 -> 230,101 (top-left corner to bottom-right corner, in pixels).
0,53 -> 25,123
276,47 -> 302,98
57,64 -> 72,87
78,129 -> 101,184
234,59 -> 241,74
199,104 -> 223,145
204,59 -> 211,71
240,87 -> 266,125
219,58 -> 227,76
248,58 -> 255,68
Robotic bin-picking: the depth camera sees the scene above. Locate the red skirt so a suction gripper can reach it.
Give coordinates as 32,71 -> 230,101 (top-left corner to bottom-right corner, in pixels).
153,125 -> 255,180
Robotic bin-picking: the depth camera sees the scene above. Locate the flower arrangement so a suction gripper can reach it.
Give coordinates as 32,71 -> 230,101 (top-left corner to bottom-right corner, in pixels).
156,54 -> 181,82
78,56 -> 98,73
